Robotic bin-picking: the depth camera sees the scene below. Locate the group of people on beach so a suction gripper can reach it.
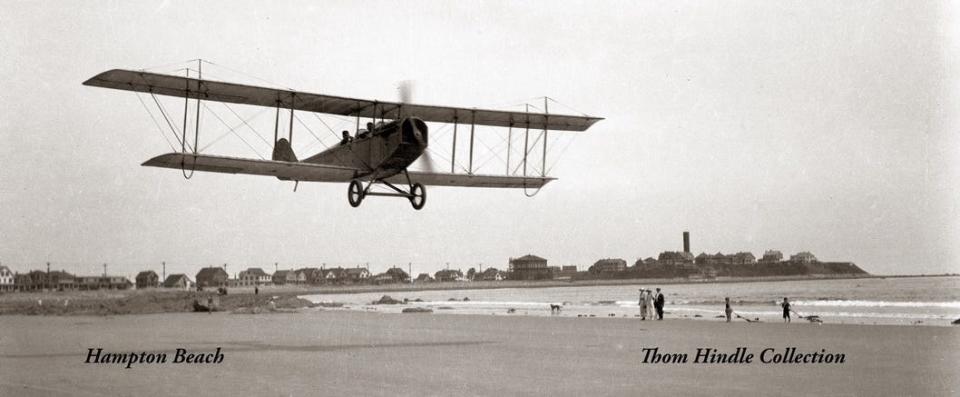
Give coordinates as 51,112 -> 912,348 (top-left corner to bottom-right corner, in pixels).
637,288 -> 665,320
641,289 -> 798,324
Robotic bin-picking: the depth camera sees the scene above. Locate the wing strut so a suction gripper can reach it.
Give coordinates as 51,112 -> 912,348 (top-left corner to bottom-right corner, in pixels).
273,100 -> 280,145
523,104 -> 530,177
288,93 -> 295,146
506,120 -> 513,175
181,62 -> 202,179
542,97 -> 548,177
451,116 -> 458,174
468,110 -> 476,175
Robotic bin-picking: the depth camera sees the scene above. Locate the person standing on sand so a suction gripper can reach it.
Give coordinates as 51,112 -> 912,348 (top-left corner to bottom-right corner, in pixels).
781,297 -> 791,323
725,297 -> 733,322
644,290 -> 655,320
639,289 -> 648,320
654,288 -> 665,320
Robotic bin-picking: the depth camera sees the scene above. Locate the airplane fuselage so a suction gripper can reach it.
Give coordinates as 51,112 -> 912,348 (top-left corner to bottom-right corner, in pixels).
302,117 -> 428,179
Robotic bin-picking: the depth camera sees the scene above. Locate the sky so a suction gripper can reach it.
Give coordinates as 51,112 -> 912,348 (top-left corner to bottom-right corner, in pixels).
0,1 -> 957,279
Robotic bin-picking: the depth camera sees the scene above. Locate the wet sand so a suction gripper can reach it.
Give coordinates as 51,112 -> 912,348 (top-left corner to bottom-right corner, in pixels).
1,311 -> 957,396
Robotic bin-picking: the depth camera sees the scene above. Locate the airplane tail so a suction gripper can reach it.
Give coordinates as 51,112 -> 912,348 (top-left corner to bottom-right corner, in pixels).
272,138 -> 298,162
272,138 -> 298,182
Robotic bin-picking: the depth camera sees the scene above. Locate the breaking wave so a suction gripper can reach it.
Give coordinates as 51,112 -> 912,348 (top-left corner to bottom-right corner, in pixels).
790,300 -> 960,308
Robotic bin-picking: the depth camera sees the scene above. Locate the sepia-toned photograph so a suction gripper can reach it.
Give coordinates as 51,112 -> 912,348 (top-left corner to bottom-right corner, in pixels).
1,1 -> 958,396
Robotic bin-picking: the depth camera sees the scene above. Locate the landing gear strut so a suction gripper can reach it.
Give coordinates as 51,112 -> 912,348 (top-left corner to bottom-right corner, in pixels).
346,171 -> 427,210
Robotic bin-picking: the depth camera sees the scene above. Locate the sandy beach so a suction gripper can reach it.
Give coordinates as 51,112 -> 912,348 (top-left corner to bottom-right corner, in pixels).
1,310 -> 957,396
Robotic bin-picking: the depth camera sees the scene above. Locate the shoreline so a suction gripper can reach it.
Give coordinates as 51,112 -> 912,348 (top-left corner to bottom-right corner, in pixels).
0,274 -> 955,319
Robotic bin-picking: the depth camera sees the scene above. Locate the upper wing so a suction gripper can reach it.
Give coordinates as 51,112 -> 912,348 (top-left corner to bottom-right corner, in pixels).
388,171 -> 554,189
142,153 -> 554,188
142,153 -> 359,182
84,69 -> 602,132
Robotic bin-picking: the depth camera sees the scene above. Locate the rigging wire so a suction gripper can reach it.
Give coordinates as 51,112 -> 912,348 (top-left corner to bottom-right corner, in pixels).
511,131 -> 545,176
198,105 -> 269,152
149,92 -> 191,151
199,102 -> 265,159
545,134 -> 579,175
473,131 -> 510,172
220,102 -> 273,148
201,59 -> 294,90
139,59 -> 198,72
311,112 -> 348,142
294,114 -> 330,151
422,123 -> 470,173
545,97 -> 591,117
135,92 -> 178,151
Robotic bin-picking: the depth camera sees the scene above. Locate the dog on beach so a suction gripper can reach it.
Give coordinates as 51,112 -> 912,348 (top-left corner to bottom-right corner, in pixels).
550,304 -> 562,313
803,315 -> 823,324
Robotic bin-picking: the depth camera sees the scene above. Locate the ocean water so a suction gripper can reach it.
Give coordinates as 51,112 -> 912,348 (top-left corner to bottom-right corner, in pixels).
302,276 -> 960,326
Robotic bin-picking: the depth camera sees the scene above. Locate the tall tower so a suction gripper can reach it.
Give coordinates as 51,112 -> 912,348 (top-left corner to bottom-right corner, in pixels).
683,231 -> 690,253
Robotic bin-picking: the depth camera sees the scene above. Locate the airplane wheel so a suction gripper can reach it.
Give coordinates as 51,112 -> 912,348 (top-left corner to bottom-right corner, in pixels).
409,183 -> 426,210
348,180 -> 364,207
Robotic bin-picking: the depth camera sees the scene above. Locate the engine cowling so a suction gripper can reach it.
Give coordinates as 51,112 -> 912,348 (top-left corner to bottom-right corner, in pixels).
401,117 -> 428,149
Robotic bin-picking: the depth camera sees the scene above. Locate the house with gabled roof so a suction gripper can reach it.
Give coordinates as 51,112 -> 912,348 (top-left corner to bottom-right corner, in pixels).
0,265 -> 15,292
479,267 -> 505,281
322,267 -> 344,283
162,274 -> 193,289
434,269 -> 463,282
196,267 -> 229,288
136,270 -> 160,289
342,267 -> 371,283
272,270 -> 297,285
295,268 -> 323,284
589,258 -> 627,274
238,267 -> 271,286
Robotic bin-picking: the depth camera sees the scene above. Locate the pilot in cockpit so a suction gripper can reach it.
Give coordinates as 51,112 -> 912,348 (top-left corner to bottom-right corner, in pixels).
340,130 -> 353,145
356,122 -> 375,139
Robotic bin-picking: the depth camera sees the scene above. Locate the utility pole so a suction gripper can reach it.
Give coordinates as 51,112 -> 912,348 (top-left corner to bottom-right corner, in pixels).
275,262 -> 278,273
102,263 -> 107,277
46,262 -> 50,291
162,261 -> 166,281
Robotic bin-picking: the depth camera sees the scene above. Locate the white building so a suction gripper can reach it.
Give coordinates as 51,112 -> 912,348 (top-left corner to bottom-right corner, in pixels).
237,268 -> 272,286
0,265 -> 13,292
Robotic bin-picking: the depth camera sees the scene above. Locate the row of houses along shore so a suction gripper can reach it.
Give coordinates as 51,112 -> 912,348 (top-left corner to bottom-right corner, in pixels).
0,232 -> 865,292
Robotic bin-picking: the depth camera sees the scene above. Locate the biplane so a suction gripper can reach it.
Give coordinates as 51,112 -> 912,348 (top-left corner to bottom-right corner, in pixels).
83,65 -> 602,209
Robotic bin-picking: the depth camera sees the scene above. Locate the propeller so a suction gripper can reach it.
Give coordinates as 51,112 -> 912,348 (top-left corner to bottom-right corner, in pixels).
397,80 -> 414,105
397,80 -> 437,174
420,149 -> 438,173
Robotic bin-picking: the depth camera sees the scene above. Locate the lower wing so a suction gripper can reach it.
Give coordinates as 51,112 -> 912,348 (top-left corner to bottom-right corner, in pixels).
142,153 -> 358,182
142,153 -> 555,188
386,172 -> 554,189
